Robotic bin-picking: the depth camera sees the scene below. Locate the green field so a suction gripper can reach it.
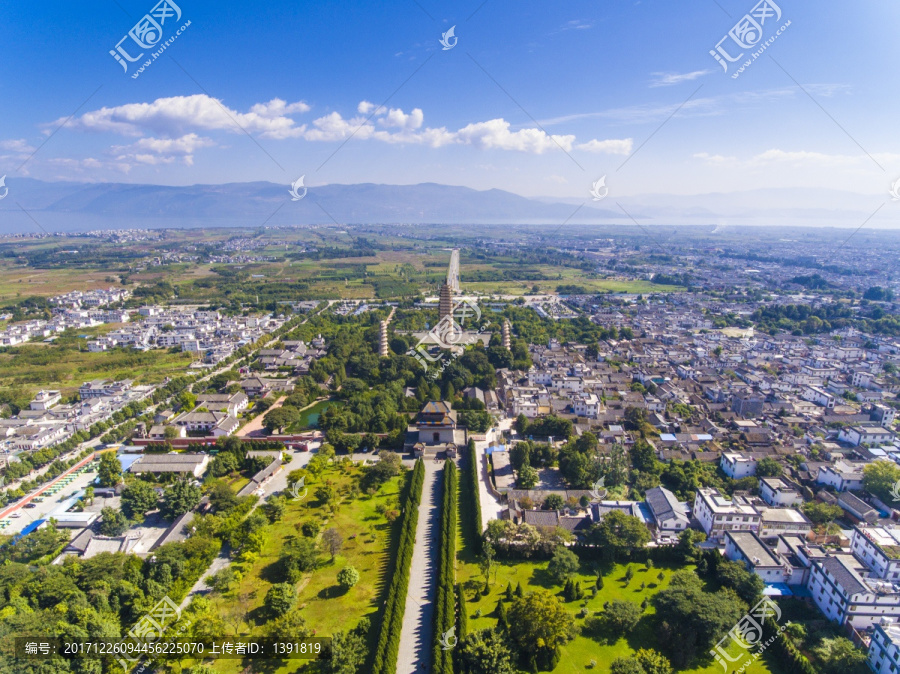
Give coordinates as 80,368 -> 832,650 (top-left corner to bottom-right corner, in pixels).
203,462 -> 406,673
0,266 -> 118,303
0,332 -> 194,403
456,558 -> 783,674
0,231 -> 683,308
465,279 -> 682,295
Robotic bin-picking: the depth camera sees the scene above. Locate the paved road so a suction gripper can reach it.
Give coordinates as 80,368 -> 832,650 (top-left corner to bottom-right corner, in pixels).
397,460 -> 442,674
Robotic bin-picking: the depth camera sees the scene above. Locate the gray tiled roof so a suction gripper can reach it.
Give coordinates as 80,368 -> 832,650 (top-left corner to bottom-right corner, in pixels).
523,510 -> 561,528
645,486 -> 687,523
821,555 -> 867,596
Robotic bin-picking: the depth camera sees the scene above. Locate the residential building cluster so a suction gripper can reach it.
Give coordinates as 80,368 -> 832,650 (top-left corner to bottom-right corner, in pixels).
0,380 -> 154,452
86,308 -> 285,365
487,304 -> 900,653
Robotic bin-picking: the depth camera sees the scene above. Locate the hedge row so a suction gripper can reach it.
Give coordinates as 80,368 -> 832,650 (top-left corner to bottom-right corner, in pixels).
433,461 -> 458,674
765,617 -> 818,674
372,459 -> 425,674
457,584 -> 468,641
467,439 -> 482,550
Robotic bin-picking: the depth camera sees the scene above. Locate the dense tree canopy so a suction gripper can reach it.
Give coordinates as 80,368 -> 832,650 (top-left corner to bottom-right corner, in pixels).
160,479 -> 202,520
652,570 -> 747,667
863,460 -> 900,503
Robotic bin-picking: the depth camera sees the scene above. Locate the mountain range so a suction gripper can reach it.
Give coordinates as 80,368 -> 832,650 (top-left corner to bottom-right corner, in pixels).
0,178 -> 892,233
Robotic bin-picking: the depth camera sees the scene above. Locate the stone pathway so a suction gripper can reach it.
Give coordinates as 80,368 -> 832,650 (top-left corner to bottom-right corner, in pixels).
396,459 -> 442,674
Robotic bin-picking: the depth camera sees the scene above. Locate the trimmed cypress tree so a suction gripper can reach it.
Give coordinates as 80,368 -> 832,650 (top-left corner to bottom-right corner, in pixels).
372,459 -> 426,674
457,585 -> 468,639
431,461 -> 459,674
497,598 -> 509,629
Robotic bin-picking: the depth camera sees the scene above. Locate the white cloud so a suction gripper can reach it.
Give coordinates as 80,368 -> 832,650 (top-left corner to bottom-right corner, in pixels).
58,94 -> 310,139
110,133 -> 216,167
303,111 -> 372,142
123,134 -> 215,154
556,19 -> 593,32
693,152 -> 737,164
0,138 -> 37,164
372,126 -> 456,147
455,119 -> 575,153
380,107 -> 424,130
47,157 -> 110,171
0,139 -> 36,154
52,96 -> 635,161
650,70 -> 713,87
751,149 -> 862,166
694,149 -> 900,170
538,85 -> 846,128
248,98 -> 310,117
576,138 -> 633,155
538,97 -> 721,127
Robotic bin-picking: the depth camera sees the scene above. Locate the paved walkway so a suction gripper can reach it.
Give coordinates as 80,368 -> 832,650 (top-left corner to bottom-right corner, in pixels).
236,396 -> 285,438
473,440 -> 506,530
396,460 -> 442,674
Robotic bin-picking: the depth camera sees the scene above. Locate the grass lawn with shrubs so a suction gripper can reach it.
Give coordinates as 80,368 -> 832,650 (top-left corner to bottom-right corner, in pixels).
456,558 -> 786,674
205,461 -> 408,673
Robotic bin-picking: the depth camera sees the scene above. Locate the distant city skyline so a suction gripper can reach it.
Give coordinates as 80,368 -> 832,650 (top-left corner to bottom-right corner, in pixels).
1,0 -> 899,220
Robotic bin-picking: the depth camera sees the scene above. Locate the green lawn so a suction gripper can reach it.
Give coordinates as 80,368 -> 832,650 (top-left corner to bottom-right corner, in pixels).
456,557 -> 784,674
204,462 -> 406,673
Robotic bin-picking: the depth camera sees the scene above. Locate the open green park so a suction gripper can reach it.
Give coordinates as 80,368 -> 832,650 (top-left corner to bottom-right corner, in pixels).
455,558 -> 782,674
195,458 -> 408,673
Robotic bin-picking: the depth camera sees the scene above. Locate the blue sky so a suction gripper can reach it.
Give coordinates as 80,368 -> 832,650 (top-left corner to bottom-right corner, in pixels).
1,0 -> 898,203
